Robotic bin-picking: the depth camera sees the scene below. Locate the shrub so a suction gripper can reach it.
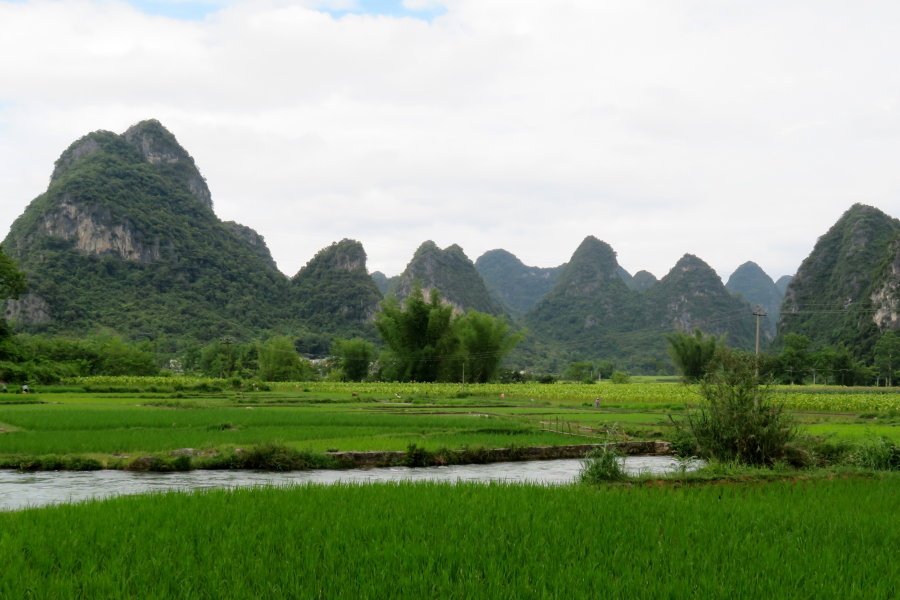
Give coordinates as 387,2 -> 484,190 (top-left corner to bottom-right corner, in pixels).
610,371 -> 630,384
579,446 -> 625,483
854,436 -> 900,471
682,350 -> 796,466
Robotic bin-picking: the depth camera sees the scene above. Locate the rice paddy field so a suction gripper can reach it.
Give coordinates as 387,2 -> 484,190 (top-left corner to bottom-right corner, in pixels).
2,478 -> 899,598
1,379 -> 899,462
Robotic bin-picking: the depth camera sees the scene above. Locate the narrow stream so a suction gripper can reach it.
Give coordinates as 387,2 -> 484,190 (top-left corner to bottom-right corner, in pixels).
0,456 -> 700,511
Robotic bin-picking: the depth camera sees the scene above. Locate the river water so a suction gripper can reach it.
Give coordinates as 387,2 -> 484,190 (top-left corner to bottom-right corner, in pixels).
0,456 -> 699,511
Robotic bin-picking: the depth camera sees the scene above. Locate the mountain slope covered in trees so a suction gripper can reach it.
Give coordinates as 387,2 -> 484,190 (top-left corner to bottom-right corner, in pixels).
387,241 -> 505,315
726,261 -> 783,327
777,204 -> 900,356
474,249 -> 565,316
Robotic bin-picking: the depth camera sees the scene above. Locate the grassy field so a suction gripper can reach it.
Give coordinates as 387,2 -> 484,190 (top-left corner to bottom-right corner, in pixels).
0,383 -> 898,466
1,478 -> 898,598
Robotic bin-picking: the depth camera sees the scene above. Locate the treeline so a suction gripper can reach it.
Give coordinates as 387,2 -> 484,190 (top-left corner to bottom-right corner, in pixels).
662,328 -> 900,387
0,281 -> 525,385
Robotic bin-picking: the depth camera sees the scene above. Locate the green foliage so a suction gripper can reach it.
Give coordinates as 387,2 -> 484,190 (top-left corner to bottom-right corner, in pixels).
257,337 -> 309,382
564,362 -> 593,381
375,282 -> 460,382
0,245 -> 27,301
609,371 -> 630,384
853,436 -> 900,470
664,328 -> 723,382
331,337 -> 374,382
684,350 -> 796,465
874,330 -> 900,385
725,261 -> 783,325
455,311 -> 524,383
775,333 -> 812,384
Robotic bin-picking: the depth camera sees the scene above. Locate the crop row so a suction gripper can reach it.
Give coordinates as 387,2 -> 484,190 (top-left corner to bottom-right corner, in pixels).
63,376 -> 900,411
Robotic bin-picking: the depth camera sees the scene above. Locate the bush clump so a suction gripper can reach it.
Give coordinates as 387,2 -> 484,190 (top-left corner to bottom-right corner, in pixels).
679,350 -> 795,466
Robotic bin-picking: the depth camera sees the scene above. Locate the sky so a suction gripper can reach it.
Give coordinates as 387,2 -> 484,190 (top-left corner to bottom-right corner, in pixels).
2,1 -> 900,281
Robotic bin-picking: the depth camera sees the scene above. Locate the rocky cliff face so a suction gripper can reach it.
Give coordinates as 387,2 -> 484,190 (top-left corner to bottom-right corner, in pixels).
870,237 -> 900,331
4,294 -> 51,325
123,120 -> 213,209
38,196 -> 163,263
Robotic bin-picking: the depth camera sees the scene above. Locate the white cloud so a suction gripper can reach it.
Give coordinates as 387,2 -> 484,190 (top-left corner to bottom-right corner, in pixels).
2,0 -> 900,282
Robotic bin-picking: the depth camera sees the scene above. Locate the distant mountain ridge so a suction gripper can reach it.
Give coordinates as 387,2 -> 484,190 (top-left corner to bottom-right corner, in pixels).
726,261 -> 783,329
475,249 -> 565,315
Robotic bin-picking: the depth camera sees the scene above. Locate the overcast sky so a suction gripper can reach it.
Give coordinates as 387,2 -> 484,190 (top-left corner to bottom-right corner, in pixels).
2,0 -> 900,281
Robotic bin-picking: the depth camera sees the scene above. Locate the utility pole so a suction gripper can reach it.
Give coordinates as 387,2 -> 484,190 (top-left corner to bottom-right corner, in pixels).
462,362 -> 465,392
221,337 -> 234,377
752,305 -> 767,408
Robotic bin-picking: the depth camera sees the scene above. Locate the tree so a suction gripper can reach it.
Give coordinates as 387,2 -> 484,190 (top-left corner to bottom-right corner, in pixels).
874,330 -> 900,386
664,329 -> 723,382
332,337 -> 374,382
374,282 -> 460,382
258,336 -> 304,382
682,349 -> 796,465
776,333 -> 812,385
810,346 -> 835,385
0,246 -> 27,302
96,337 -> 159,376
455,310 -> 525,383
596,360 -> 615,380
564,362 -> 593,382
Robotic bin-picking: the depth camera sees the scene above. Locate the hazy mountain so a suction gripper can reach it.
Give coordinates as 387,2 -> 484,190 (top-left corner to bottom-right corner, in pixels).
777,203 -> 900,354
370,271 -> 396,295
474,249 -> 565,315
617,266 -> 632,284
628,270 -> 657,292
726,261 -> 783,326
774,275 -> 793,296
388,241 -> 505,315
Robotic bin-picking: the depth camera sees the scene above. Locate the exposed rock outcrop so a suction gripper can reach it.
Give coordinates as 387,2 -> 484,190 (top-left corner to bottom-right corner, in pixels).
5,294 -> 51,324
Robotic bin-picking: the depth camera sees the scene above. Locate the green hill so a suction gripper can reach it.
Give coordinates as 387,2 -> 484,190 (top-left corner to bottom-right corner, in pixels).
2,120 -> 382,348
290,239 -> 383,340
776,204 -> 900,355
388,242 -> 505,315
518,239 -> 764,373
628,270 -> 657,292
725,261 -> 783,326
775,275 -> 793,296
474,249 -> 565,315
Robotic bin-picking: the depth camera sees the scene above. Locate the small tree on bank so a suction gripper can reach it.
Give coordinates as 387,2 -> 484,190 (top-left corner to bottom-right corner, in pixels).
680,350 -> 796,466
332,337 -> 374,382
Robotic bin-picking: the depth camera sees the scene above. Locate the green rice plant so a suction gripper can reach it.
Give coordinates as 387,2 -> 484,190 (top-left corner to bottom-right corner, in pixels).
3,479 -> 900,597
853,436 -> 900,470
579,424 -> 625,483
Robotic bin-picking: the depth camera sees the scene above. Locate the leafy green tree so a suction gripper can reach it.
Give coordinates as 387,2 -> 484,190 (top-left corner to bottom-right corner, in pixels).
564,362 -> 593,382
777,333 -> 812,384
374,282 -> 459,382
664,329 -> 724,382
0,245 -> 27,301
332,338 -> 374,382
455,311 -> 525,383
596,360 -> 615,379
610,371 -> 630,384
831,345 -> 875,386
874,331 -> 900,386
810,346 -> 835,385
258,336 -> 304,382
96,337 -> 159,376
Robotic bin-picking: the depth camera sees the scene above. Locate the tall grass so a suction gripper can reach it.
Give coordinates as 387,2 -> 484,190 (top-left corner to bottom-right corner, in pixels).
2,479 -> 900,597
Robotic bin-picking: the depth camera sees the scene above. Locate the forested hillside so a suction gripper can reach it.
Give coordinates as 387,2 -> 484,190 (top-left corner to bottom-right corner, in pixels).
474,249 -> 564,315
517,237 -> 762,373
776,204 -> 900,356
2,120 -> 382,349
726,261 -> 783,327
387,241 -> 505,315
